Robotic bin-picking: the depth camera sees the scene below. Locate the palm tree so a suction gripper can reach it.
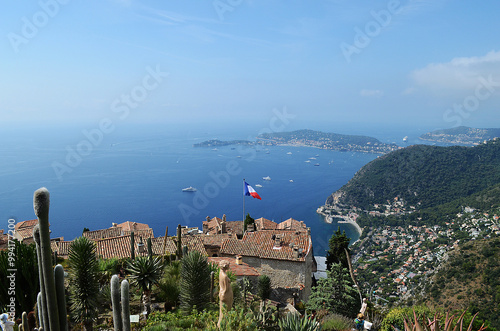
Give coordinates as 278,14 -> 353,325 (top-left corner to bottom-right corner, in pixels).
68,236 -> 99,331
179,250 -> 211,314
126,256 -> 163,316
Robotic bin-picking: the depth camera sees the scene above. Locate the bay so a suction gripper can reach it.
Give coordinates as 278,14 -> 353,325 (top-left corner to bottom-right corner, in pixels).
0,123 -> 417,255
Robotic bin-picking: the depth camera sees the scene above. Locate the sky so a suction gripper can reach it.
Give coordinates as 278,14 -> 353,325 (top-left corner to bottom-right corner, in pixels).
1,0 -> 500,133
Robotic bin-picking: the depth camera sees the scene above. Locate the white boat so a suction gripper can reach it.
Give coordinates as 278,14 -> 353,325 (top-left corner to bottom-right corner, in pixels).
263,176 -> 271,181
182,186 -> 197,192
255,184 -> 263,188
289,179 -> 294,183
403,136 -> 408,142
286,152 -> 292,155
309,157 -> 316,160
314,163 -> 320,166
304,160 -> 311,163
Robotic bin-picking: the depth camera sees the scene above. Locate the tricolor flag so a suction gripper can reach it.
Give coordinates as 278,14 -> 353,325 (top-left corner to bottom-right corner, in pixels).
244,181 -> 262,200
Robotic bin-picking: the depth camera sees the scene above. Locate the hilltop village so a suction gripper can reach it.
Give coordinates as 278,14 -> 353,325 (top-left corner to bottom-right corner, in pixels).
2,215 -> 316,306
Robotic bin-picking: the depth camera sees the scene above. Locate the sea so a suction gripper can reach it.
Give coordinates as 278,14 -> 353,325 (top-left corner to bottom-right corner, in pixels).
0,122 -> 434,255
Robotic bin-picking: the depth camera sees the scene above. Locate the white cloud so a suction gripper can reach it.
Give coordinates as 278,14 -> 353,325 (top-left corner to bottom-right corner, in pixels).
360,89 -> 383,97
410,50 -> 500,92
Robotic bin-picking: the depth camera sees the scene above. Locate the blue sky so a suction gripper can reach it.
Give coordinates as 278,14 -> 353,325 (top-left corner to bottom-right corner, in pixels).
1,0 -> 500,132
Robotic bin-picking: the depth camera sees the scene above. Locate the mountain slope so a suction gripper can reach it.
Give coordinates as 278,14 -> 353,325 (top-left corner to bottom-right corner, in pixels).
326,140 -> 500,210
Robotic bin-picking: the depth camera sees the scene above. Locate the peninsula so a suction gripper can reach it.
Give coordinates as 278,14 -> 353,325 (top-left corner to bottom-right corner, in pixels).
194,129 -> 400,154
420,126 -> 500,145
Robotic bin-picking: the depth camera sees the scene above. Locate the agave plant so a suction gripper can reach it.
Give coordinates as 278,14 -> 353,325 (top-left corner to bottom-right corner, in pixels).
398,309 -> 486,331
126,256 -> 163,316
278,313 -> 322,331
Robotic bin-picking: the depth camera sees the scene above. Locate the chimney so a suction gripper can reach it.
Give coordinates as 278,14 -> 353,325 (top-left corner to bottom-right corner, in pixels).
221,215 -> 227,234
247,223 -> 255,232
274,234 -> 282,247
112,223 -> 117,227
236,255 -> 242,265
293,247 -> 299,258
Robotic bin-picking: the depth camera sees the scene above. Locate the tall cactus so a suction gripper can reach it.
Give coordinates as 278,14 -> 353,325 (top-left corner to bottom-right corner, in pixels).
21,311 -> 28,331
33,226 -> 49,330
37,292 -> 44,330
130,232 -> 135,260
54,264 -> 68,331
111,275 -> 123,331
121,279 -> 131,331
33,187 -> 60,331
176,224 -> 182,259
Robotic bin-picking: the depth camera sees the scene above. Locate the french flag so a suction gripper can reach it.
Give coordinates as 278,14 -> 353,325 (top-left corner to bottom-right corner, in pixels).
244,181 -> 262,200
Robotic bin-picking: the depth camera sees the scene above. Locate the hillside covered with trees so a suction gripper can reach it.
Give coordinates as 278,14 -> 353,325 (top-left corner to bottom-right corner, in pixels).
326,139 -> 500,211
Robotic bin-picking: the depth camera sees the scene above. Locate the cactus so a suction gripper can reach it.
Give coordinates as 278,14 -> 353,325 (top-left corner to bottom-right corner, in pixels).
37,292 -> 44,330
121,279 -> 131,331
147,237 -> 153,261
111,275 -> 123,331
176,224 -> 182,259
34,227 -> 49,330
33,188 -> 60,331
130,231 -> 135,260
54,264 -> 68,331
21,311 -> 28,331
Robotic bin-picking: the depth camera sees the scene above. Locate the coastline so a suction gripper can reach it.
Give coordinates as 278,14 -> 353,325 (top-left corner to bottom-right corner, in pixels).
317,207 -> 363,236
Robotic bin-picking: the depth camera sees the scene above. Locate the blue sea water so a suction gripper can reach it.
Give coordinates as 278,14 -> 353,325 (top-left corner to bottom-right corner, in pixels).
0,123 -> 429,255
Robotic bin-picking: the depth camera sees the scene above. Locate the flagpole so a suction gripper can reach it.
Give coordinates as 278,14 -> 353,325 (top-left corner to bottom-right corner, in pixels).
243,178 -> 245,222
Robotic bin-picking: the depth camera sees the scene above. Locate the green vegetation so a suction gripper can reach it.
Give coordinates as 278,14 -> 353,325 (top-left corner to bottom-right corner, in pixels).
326,227 -> 351,270
179,250 -> 211,313
258,275 -> 272,300
422,238 -> 500,330
68,236 -> 99,331
327,140 -> 500,210
0,240 -> 39,316
307,263 -> 359,317
126,256 -> 163,316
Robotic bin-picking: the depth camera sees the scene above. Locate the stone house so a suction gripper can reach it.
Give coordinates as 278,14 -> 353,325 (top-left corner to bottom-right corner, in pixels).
219,228 -> 314,303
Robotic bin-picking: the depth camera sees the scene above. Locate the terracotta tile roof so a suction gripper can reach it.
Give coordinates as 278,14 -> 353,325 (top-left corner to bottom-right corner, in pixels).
220,230 -> 311,262
94,234 -> 207,260
52,241 -> 72,258
96,235 -> 134,259
179,236 -> 207,256
203,217 -> 223,234
123,228 -> 154,239
208,257 -> 260,277
255,218 -> 278,231
197,233 -> 237,247
16,227 -> 35,240
277,218 -> 307,232
15,219 -> 39,230
83,227 -> 122,240
226,221 -> 243,236
115,221 -> 150,232
151,236 -> 177,255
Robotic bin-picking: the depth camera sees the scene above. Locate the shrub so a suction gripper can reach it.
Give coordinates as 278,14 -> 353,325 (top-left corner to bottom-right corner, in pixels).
321,314 -> 353,331
258,275 -> 272,300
